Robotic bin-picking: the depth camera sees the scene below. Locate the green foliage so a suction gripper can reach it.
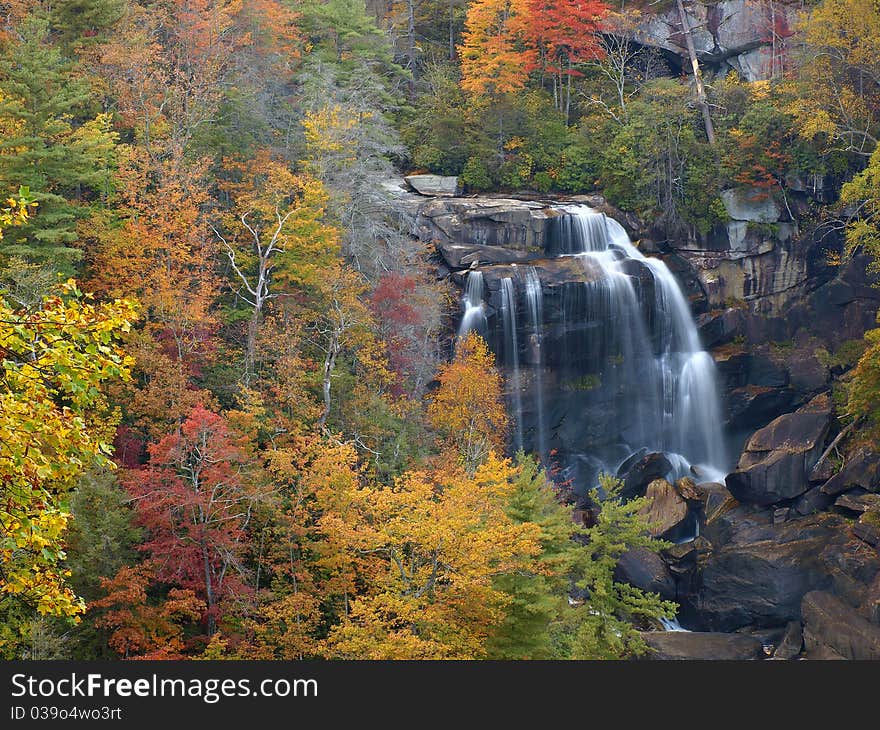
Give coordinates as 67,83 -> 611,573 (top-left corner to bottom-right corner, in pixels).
66,470 -> 142,603
487,454 -> 579,659
0,17 -> 117,270
555,473 -> 676,659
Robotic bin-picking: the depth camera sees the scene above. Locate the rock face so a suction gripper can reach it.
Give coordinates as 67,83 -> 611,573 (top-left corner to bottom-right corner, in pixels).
726,394 -> 832,506
417,196 -> 558,251
638,631 -> 765,661
802,591 -> 880,660
821,448 -> 880,496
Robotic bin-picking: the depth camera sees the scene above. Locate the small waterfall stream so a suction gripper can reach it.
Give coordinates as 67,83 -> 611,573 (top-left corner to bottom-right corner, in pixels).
458,204 -> 729,490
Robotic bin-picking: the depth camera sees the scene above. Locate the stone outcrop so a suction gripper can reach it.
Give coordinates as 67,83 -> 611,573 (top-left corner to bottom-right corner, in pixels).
629,0 -> 800,83
726,394 -> 832,506
614,548 -> 677,600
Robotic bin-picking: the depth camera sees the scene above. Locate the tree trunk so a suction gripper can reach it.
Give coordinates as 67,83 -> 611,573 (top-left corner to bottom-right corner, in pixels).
318,334 -> 339,428
676,0 -> 716,145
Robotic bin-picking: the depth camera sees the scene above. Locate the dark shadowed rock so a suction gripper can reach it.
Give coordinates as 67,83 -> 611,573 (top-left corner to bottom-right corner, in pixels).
772,621 -> 803,660
695,513 -> 850,631
726,385 -> 794,430
821,448 -> 880,496
802,590 -> 880,660
793,485 -> 834,516
854,516 -> 880,547
638,479 -> 691,540
614,548 -> 676,600
726,393 -> 832,506
638,631 -> 764,660
697,307 -> 744,348
617,452 -> 673,501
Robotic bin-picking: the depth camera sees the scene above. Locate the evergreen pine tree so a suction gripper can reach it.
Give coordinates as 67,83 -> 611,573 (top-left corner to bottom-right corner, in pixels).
0,16 -> 116,270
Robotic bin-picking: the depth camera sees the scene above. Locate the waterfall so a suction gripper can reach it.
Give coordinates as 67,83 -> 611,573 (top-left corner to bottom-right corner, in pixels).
458,270 -> 486,338
500,276 -> 524,453
523,267 -> 547,460
455,204 -> 729,488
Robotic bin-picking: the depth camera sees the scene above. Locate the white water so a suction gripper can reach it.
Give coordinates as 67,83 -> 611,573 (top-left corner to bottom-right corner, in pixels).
501,276 -> 524,453
458,270 -> 487,339
524,266 -> 547,461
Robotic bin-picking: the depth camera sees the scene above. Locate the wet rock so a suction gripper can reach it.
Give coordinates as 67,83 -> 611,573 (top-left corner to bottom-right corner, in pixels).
802,590 -> 880,660
726,393 -> 832,506
748,354 -> 790,388
638,479 -> 691,540
614,548 -> 677,600
821,448 -> 880,496
638,631 -> 765,660
405,174 -> 459,196
696,482 -> 736,524
675,477 -> 702,502
773,508 -> 790,524
772,621 -> 803,660
617,452 -> 673,501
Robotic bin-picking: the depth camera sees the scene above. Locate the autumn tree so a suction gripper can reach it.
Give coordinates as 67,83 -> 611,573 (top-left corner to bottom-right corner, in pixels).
324,453 -> 541,659
458,0 -> 534,100
427,332 -> 508,472
0,280 -> 136,622
125,405 -> 266,635
793,0 -> 880,157
90,564 -> 204,659
215,152 -> 339,385
521,0 -> 607,121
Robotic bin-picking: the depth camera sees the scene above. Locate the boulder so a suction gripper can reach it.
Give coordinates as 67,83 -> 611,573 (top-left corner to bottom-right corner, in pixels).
675,477 -> 702,502
617,452 -> 673,501
802,590 -> 880,660
854,515 -> 880,547
437,242 -> 533,270
638,631 -> 764,660
696,482 -> 736,524
638,479 -> 691,540
821,448 -> 880,496
720,188 -> 782,224
694,513 -> 849,631
614,548 -> 677,600
405,174 -> 459,196
834,492 -> 880,515
726,393 -> 832,506
771,620 -> 803,660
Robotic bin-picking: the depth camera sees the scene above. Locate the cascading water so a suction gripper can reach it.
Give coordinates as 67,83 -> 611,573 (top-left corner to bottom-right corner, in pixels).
456,204 -> 729,491
523,267 -> 547,460
458,270 -> 487,339
500,276 -> 524,452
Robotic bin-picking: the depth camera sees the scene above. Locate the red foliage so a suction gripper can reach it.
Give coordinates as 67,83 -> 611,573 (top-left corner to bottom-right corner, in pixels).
124,406 -> 261,633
